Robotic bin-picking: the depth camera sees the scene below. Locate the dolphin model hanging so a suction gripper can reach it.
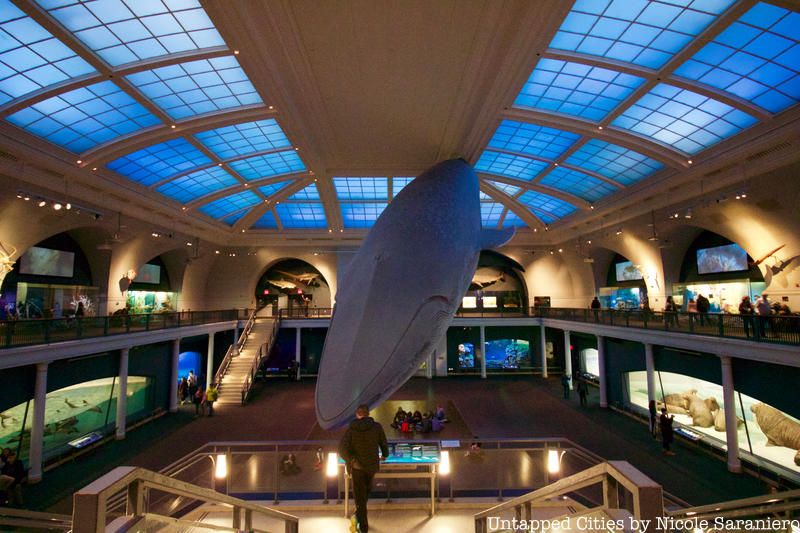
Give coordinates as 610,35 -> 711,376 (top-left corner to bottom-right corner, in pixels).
315,159 -> 514,429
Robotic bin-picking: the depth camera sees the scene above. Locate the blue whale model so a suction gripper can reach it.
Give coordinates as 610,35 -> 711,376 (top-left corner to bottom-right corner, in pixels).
315,159 -> 514,429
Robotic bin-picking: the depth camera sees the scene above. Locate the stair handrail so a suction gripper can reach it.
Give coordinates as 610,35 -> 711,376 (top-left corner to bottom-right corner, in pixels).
241,317 -> 280,405
0,507 -> 72,531
665,488 -> 800,522
474,461 -> 663,533
213,308 -> 257,390
72,465 -> 298,533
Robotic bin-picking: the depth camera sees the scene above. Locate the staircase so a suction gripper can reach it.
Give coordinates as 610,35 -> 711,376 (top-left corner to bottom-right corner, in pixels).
216,318 -> 277,405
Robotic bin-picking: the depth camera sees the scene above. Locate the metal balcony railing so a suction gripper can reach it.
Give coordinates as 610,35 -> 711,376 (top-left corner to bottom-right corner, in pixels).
0,309 -> 247,349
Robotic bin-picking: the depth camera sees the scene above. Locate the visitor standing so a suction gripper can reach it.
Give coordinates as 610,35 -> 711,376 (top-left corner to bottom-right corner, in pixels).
205,384 -> 219,416
757,294 -> 771,338
739,296 -> 754,338
561,374 -> 571,399
659,408 -> 675,456
577,379 -> 588,407
648,400 -> 657,438
338,405 -> 388,533
696,294 -> 709,326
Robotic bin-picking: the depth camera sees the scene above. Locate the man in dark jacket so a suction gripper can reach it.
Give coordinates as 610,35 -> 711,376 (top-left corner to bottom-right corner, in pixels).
696,294 -> 710,326
338,404 -> 389,533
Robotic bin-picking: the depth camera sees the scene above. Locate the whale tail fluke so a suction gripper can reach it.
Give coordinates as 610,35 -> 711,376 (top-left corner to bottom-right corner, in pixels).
480,227 -> 515,250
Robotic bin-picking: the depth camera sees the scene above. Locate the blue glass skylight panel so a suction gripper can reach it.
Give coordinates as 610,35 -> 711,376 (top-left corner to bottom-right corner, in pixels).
126,56 -> 260,119
540,167 -> 618,203
222,208 -> 249,226
0,2 -> 96,105
550,0 -> 737,69
107,138 -> 211,185
474,151 -> 549,181
258,180 -> 290,198
228,150 -> 305,180
252,210 -> 278,229
276,202 -> 327,229
156,166 -> 237,203
198,190 -> 260,219
287,183 -> 319,201
36,0 -> 224,67
488,120 -> 579,160
481,202 -> 504,227
518,190 -> 577,219
565,139 -> 663,185
194,119 -> 292,159
487,180 -> 521,196
531,210 -> 557,225
341,202 -> 387,229
479,191 -> 492,201
611,83 -> 757,154
334,177 -> 388,200
515,58 -> 645,120
501,210 -> 527,228
673,3 -> 800,113
6,80 -> 160,152
392,176 -> 414,197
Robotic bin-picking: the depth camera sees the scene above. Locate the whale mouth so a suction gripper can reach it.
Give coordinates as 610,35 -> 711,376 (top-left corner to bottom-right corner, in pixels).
316,295 -> 453,428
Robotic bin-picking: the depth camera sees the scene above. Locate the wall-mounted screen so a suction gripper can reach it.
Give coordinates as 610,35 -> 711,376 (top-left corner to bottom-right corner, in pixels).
19,246 -> 75,277
485,339 -> 530,369
697,243 -> 748,274
457,343 -> 475,369
137,263 -> 161,284
615,261 -> 642,281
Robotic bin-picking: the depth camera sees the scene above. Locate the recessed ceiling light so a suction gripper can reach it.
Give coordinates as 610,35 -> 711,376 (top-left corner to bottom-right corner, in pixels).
53,202 -> 62,210
687,160 -> 693,164
616,228 -> 623,235
186,241 -> 192,246
65,203 -> 71,210
243,183 -> 249,187
170,125 -> 176,129
294,147 -> 299,151
218,163 -> 223,167
589,204 -> 594,210
268,105 -> 274,110
215,250 -> 220,254
182,207 -> 187,211
76,160 -> 82,164
558,248 -> 563,253
234,50 -> 240,55
597,126 -> 603,130
38,199 -> 46,207
241,229 -> 246,233
92,167 -> 97,171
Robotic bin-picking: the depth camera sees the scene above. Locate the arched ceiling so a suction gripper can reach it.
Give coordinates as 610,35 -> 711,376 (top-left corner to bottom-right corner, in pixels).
0,0 -> 799,242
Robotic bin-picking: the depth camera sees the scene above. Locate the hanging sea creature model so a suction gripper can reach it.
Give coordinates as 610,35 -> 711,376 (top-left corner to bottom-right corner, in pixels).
315,159 -> 514,429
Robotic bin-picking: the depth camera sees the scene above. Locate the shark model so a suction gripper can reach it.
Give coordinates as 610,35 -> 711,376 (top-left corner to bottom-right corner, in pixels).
315,159 -> 514,429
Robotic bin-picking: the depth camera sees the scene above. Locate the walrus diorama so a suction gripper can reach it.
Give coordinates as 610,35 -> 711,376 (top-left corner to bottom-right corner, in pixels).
751,403 -> 800,466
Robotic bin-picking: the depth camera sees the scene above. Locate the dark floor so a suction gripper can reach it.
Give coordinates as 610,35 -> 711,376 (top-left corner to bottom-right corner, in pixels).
29,374 -> 771,515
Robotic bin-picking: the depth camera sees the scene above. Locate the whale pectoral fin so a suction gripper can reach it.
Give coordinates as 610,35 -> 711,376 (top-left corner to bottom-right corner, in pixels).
480,227 -> 515,249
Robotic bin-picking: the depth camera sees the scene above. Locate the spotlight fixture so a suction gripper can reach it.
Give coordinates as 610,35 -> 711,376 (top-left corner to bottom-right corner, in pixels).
558,248 -> 563,253
186,241 -> 193,246
647,211 -> 659,241
37,199 -> 47,207
549,249 -> 554,255
215,250 -> 220,254
53,202 -> 62,210
684,208 -> 692,219
615,228 -> 623,235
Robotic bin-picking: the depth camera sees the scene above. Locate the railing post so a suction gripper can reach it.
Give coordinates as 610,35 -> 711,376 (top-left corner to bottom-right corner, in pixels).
145,314 -> 151,331
232,506 -> 241,530
244,509 -> 252,532
126,480 -> 144,516
718,314 -> 725,337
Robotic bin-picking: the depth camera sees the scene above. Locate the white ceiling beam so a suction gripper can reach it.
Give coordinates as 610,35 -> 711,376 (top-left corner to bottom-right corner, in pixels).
480,179 -> 545,231
501,107 -> 688,168
80,106 -> 275,166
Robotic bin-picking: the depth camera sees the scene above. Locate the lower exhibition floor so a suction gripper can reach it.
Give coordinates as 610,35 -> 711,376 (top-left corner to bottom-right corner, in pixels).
25,375 -> 773,516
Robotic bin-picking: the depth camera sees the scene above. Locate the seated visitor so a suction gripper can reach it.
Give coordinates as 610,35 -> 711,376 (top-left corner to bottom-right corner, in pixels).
431,416 -> 443,432
435,404 -> 448,422
0,451 -> 26,506
280,453 -> 300,475
401,413 -> 414,433
391,407 -> 406,429
420,413 -> 433,433
412,410 -> 422,425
